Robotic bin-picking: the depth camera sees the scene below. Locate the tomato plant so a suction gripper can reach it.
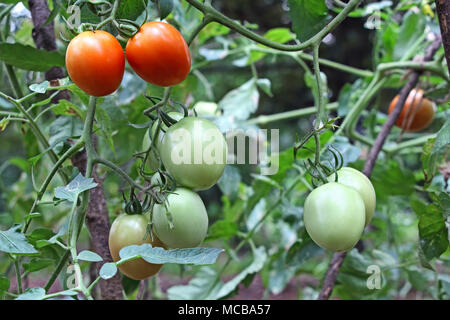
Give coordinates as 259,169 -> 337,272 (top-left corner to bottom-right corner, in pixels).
152,188 -> 208,249
126,21 -> 191,87
328,167 -> 376,226
1,0 -> 449,303
388,89 -> 436,132
65,30 -> 125,97
109,214 -> 165,280
142,112 -> 184,171
303,182 -> 366,252
159,117 -> 228,190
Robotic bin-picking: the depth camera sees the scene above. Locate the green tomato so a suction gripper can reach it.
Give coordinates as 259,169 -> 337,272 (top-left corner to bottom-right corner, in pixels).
303,182 -> 366,252
142,112 -> 184,171
328,167 -> 376,226
193,101 -> 219,116
152,188 -> 208,248
108,214 -> 166,280
160,117 -> 227,190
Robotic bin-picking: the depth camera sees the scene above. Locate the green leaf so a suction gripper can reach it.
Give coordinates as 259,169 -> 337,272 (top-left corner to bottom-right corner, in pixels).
393,11 -> 425,60
51,99 -> 83,118
99,262 -> 117,280
29,81 -> 50,94
15,287 -> 46,300
0,225 -> 38,255
0,43 -> 65,71
205,220 -> 238,242
256,78 -> 273,97
54,173 -> 98,203
219,79 -> 259,121
198,22 -> 230,45
0,276 -> 10,293
116,0 -> 148,20
418,202 -> 449,261
217,165 -> 241,200
95,104 -> 116,156
23,258 -> 53,273
370,160 -> 415,201
48,116 -> 83,154
158,0 -> 174,20
250,28 -> 295,63
119,244 -> 223,265
168,246 -> 267,300
406,267 -> 432,292
77,250 -> 103,262
287,0 -> 330,42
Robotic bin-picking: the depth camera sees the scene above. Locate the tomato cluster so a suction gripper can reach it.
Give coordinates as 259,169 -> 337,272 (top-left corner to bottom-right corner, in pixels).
109,114 -> 227,280
65,21 -> 191,96
303,167 -> 376,252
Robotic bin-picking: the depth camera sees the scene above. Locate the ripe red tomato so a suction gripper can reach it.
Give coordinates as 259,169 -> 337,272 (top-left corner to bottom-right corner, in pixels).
125,21 -> 191,87
109,214 -> 166,280
65,30 -> 125,96
388,89 -> 435,132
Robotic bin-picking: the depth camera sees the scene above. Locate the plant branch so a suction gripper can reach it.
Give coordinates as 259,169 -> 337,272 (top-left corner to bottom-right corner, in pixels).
436,0 -> 450,73
184,0 -> 362,51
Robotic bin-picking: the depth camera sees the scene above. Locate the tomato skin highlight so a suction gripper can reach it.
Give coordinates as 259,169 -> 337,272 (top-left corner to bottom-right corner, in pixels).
328,167 -> 376,226
303,182 -> 366,252
388,89 -> 435,132
109,214 -> 165,280
125,21 -> 191,87
65,30 -> 125,96
153,188 -> 208,249
160,117 -> 228,191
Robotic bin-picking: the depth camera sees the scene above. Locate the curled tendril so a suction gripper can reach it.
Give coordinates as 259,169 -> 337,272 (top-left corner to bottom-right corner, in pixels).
123,187 -> 153,215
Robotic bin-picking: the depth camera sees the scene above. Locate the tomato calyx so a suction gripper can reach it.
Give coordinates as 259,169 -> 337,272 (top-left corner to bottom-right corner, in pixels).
122,188 -> 151,215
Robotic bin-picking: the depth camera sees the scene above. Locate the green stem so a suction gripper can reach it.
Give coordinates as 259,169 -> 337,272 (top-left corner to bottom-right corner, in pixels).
250,46 -> 373,78
44,250 -> 70,292
0,92 -> 68,184
22,139 -> 85,233
14,258 -> 22,294
187,16 -> 212,46
184,0 -> 362,51
95,0 -> 121,30
312,44 -> 326,128
95,157 -> 146,191
245,102 -> 338,125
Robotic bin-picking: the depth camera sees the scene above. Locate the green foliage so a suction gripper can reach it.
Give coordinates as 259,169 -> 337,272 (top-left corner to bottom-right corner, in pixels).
0,0 -> 448,301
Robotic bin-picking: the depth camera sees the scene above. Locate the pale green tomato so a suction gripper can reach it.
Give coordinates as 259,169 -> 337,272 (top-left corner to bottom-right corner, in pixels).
328,167 -> 376,226
160,117 -> 227,190
152,188 -> 208,248
142,112 -> 184,171
303,182 -> 366,252
193,101 -> 219,116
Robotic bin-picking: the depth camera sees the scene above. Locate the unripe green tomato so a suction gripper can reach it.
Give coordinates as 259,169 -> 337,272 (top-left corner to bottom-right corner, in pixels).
159,117 -> 227,190
193,101 -> 219,116
328,167 -> 376,226
142,112 -> 184,171
303,182 -> 366,252
152,188 -> 208,248
108,214 -> 166,280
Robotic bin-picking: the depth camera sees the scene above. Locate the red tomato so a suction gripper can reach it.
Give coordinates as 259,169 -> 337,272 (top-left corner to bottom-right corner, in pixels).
65,30 -> 125,96
125,21 -> 191,87
388,89 -> 435,132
